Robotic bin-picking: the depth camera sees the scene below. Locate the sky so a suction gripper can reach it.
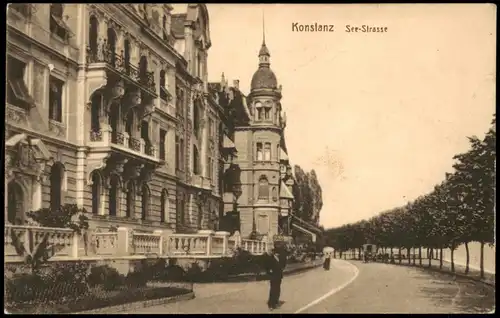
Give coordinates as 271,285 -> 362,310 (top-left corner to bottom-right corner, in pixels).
172,4 -> 496,229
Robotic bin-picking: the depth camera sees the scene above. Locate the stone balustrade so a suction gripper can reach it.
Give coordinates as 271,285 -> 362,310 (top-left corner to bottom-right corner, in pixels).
4,225 -> 271,262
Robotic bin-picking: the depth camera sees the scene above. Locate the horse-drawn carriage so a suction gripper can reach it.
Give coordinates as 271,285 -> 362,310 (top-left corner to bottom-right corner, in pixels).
363,244 -> 377,263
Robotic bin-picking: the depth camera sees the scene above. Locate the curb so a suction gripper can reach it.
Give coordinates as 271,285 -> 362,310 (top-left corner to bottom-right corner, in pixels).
74,291 -> 195,314
348,258 -> 495,288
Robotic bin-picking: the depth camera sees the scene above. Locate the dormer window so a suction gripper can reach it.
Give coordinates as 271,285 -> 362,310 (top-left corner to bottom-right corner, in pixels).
50,4 -> 71,41
10,4 -> 33,18
7,56 -> 35,110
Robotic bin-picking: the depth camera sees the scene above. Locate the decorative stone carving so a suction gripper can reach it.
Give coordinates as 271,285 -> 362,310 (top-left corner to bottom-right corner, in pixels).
6,106 -> 28,125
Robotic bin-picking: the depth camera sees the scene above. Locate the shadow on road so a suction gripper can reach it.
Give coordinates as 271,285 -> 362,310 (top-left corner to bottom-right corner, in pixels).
411,267 -> 495,313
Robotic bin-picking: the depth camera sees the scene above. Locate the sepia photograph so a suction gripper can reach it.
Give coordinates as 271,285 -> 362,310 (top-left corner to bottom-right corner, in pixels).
4,3 -> 496,314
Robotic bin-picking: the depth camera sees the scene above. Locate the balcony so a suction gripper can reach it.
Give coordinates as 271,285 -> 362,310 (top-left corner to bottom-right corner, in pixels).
158,99 -> 176,118
88,128 -> 160,165
86,42 -> 156,95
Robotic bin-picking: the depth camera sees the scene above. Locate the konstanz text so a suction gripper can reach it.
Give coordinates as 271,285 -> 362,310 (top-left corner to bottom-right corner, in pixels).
292,22 -> 335,32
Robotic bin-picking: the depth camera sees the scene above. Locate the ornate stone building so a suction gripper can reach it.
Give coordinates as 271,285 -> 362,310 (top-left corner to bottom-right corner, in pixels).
211,38 -> 296,240
5,4 -> 223,235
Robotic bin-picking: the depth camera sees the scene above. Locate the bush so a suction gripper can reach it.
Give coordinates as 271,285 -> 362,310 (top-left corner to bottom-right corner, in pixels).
88,265 -> 124,291
125,271 -> 148,288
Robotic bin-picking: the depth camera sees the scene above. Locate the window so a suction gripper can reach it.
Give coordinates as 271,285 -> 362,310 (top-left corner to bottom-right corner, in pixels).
207,156 -> 213,181
180,139 -> 185,170
264,108 -> 271,120
50,4 -> 70,40
50,163 -> 65,211
141,184 -> 150,221
141,121 -> 151,148
7,181 -> 24,224
264,143 -> 271,161
10,4 -> 32,17
176,87 -> 184,116
88,16 -> 99,59
159,70 -> 169,101
193,103 -> 201,138
175,135 -> 180,170
258,176 -> 269,200
7,56 -> 34,109
139,56 -> 149,86
124,39 -> 131,74
256,143 -> 263,161
257,108 -> 264,120
177,194 -> 185,225
193,146 -> 200,175
109,175 -> 120,217
160,129 -> 167,160
126,181 -> 135,218
49,76 -> 64,122
91,171 -> 101,215
197,53 -> 202,78
208,117 -> 215,140
161,189 -> 168,223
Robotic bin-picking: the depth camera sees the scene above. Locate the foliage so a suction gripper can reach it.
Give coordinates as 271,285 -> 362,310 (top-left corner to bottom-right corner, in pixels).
26,204 -> 90,235
292,165 -> 323,225
324,114 -> 495,276
9,230 -> 65,274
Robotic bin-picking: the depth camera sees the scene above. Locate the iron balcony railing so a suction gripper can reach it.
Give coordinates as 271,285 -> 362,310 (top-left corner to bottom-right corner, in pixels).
86,41 -> 156,93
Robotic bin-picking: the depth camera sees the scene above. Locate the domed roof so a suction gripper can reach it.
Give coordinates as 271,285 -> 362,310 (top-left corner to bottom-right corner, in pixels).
251,67 -> 278,90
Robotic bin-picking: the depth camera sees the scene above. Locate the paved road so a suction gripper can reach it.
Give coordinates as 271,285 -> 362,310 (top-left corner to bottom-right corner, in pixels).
130,259 -> 495,314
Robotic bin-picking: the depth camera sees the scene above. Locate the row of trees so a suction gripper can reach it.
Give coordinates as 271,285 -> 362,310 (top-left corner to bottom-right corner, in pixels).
325,115 -> 496,278
292,166 -> 323,225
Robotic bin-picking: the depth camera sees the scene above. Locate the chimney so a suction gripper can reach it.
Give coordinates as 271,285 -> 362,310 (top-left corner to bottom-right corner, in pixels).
233,80 -> 239,90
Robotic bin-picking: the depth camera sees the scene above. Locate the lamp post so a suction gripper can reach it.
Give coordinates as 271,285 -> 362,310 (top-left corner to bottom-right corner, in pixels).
232,181 -> 242,233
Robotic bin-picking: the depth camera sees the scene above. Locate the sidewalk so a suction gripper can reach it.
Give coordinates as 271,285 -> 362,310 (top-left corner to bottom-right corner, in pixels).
372,257 -> 495,287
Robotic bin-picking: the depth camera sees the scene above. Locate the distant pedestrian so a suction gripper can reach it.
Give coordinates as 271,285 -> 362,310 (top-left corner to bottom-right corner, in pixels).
323,253 -> 331,271
265,247 -> 287,310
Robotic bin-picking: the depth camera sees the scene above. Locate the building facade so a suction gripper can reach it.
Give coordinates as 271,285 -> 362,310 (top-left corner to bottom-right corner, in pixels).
5,3 -> 309,241
212,39 -> 296,240
5,3 -> 224,236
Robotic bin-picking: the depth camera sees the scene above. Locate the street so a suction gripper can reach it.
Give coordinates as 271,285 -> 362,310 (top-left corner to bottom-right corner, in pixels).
129,259 -> 495,314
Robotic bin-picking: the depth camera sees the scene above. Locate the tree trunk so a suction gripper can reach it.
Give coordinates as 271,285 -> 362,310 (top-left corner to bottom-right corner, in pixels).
358,248 -> 362,260
480,241 -> 485,279
464,242 -> 470,274
398,247 -> 402,264
407,248 -> 411,264
428,248 -> 432,267
418,247 -> 422,266
450,245 -> 455,273
439,248 -> 443,269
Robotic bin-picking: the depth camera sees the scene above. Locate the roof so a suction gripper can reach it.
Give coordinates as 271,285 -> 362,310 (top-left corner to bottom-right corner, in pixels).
279,181 -> 294,199
251,67 -> 278,91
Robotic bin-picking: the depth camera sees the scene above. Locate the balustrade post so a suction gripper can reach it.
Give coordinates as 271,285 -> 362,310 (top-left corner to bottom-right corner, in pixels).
198,229 -> 214,256
153,230 -> 165,255
71,232 -> 80,258
117,227 -> 130,256
215,231 -> 230,255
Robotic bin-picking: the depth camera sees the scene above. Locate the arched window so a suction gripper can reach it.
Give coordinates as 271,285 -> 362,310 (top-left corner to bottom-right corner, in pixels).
193,146 -> 200,175
109,174 -> 120,217
193,102 -> 201,137
258,176 -> 269,200
50,163 -> 65,211
124,39 -> 131,75
50,4 -> 69,40
126,181 -> 135,218
141,184 -> 150,221
160,189 -> 169,223
88,16 -> 99,60
91,171 -> 102,215
7,181 -> 24,224
139,56 -> 149,86
90,93 -> 102,132
107,28 -> 117,66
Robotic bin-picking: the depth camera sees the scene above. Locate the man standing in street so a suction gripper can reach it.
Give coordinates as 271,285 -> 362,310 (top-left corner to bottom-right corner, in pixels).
266,244 -> 287,310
